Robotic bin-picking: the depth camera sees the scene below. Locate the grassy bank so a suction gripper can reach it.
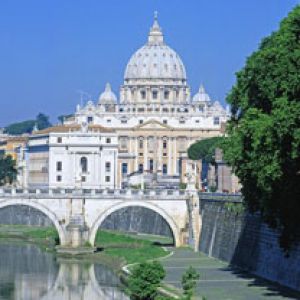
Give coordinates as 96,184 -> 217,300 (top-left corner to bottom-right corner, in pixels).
0,225 -> 170,265
0,224 -> 58,247
95,230 -> 170,264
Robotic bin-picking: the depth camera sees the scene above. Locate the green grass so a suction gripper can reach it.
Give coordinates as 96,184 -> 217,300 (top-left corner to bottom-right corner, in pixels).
95,230 -> 170,264
0,224 -> 59,246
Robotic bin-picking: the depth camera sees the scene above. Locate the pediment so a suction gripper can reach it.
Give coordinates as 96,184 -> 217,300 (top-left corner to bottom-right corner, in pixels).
134,119 -> 172,130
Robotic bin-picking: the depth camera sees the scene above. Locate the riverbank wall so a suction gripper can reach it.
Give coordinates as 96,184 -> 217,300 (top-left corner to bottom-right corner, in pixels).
199,198 -> 300,291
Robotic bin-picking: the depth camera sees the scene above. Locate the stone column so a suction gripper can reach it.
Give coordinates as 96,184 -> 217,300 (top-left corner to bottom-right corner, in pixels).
134,137 -> 138,172
143,137 -> 148,170
168,137 -> 172,175
173,138 -> 177,175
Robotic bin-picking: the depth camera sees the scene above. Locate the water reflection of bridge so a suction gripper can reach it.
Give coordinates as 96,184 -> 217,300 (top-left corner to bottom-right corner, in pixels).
43,262 -> 129,300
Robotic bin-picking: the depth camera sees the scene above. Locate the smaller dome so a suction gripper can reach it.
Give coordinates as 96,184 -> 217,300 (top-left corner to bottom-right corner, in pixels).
193,84 -> 211,103
98,83 -> 117,104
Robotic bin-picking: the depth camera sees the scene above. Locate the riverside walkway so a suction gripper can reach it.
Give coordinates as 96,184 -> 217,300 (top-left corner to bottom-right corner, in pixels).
161,248 -> 300,300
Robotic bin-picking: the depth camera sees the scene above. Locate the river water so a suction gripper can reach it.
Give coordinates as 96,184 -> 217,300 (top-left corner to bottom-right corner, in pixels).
0,242 -> 129,300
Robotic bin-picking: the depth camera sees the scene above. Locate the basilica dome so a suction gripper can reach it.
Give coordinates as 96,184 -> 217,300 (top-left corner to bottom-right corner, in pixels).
98,83 -> 117,104
192,84 -> 211,103
124,15 -> 186,81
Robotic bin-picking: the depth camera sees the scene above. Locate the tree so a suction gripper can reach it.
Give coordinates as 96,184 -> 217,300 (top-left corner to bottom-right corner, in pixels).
0,154 -> 17,185
4,113 -> 52,135
188,137 -> 224,164
36,113 -> 52,130
127,261 -> 166,300
181,266 -> 200,300
223,5 -> 300,249
4,120 -> 35,135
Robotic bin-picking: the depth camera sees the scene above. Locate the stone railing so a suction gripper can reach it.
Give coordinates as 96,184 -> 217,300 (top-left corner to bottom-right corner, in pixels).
199,192 -> 243,203
0,187 -> 189,200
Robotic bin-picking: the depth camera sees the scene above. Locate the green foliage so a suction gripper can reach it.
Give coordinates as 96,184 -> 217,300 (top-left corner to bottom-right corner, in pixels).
188,137 -> 224,163
223,5 -> 300,250
224,202 -> 245,215
208,185 -> 217,192
36,113 -> 51,130
4,120 -> 35,135
181,266 -> 200,300
127,261 -> 166,300
4,113 -> 52,135
0,154 -> 17,185
179,182 -> 187,190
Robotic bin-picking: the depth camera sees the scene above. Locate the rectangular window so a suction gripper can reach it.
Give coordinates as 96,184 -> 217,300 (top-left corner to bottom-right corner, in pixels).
149,159 -> 154,171
121,119 -> 127,124
163,164 -> 168,175
138,164 -> 144,173
122,163 -> 128,175
152,90 -> 158,99
56,175 -> 62,182
163,120 -> 167,124
106,138 -> 111,144
179,120 -> 185,124
105,176 -> 110,182
87,116 -> 93,123
139,139 -> 143,148
106,119 -> 111,123
140,90 -> 146,99
57,137 -> 62,143
81,176 -> 86,182
214,117 -> 220,125
139,152 -> 143,157
163,141 -> 167,149
56,161 -> 62,171
105,162 -> 111,172
139,120 -> 143,124
164,91 -> 169,99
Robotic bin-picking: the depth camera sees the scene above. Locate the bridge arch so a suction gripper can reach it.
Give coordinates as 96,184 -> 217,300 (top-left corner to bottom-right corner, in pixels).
0,199 -> 67,245
89,201 -> 181,247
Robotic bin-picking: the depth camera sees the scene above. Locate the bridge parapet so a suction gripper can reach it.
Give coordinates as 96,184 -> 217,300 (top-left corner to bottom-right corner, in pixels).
0,188 -> 188,200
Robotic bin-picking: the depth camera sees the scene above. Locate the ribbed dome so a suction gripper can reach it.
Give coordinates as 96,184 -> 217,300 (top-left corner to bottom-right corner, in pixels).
193,84 -> 211,103
124,14 -> 186,81
98,83 -> 117,104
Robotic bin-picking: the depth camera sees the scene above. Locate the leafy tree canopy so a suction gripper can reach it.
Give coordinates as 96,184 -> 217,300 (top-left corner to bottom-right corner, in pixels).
127,261 -> 166,300
0,154 -> 17,185
188,137 -> 224,164
223,5 -> 300,249
4,113 -> 52,135
36,113 -> 51,130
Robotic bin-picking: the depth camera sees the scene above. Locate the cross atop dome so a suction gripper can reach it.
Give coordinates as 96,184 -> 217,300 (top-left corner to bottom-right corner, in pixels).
148,11 -> 164,45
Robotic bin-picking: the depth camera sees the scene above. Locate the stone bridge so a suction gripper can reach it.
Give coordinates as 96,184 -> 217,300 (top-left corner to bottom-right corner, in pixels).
0,188 -> 201,251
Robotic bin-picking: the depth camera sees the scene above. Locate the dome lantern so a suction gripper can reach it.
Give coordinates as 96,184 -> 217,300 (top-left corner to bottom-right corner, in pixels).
98,83 -> 117,105
148,11 -> 164,45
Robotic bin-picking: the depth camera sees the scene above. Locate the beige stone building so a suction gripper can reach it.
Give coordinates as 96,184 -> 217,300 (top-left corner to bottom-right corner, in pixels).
64,14 -> 229,188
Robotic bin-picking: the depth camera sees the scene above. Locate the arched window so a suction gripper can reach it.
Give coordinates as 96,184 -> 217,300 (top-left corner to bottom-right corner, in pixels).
80,157 -> 88,173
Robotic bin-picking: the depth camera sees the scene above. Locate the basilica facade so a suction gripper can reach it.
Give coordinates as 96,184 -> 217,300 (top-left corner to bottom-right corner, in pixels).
64,15 -> 228,187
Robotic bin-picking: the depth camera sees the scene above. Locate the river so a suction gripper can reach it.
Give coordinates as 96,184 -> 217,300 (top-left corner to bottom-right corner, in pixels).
0,241 -> 129,300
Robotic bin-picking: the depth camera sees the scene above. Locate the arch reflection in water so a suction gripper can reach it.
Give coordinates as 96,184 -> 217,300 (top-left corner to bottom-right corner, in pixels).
0,242 -> 128,300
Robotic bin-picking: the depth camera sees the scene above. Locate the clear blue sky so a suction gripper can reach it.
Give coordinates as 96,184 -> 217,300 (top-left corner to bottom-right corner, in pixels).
0,0 -> 298,126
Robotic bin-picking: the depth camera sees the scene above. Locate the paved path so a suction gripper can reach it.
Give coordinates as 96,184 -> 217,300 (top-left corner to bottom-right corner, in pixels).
161,248 -> 300,300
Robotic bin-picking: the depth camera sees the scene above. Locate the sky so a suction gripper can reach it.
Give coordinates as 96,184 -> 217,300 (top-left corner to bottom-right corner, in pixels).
0,0 -> 299,127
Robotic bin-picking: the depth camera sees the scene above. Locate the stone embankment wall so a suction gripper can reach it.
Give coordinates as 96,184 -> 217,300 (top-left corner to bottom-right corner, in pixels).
0,205 -> 53,226
199,199 -> 300,291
